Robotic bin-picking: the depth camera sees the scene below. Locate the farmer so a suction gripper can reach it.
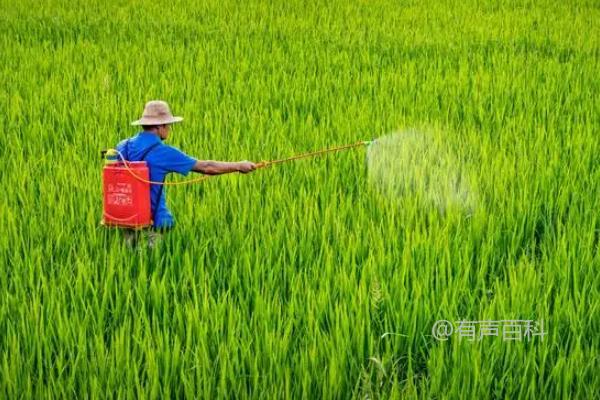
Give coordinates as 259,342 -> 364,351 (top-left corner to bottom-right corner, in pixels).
117,100 -> 256,245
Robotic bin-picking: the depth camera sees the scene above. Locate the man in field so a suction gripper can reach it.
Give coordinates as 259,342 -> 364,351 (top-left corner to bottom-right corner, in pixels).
117,100 -> 256,246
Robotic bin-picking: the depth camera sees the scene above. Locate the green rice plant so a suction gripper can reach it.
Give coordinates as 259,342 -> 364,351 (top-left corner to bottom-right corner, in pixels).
0,0 -> 598,398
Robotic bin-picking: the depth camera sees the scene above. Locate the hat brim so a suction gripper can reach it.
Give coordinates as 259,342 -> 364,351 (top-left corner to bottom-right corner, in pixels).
131,116 -> 183,126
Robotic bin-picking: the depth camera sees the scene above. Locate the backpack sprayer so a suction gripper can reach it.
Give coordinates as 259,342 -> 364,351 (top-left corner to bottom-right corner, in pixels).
101,140 -> 372,229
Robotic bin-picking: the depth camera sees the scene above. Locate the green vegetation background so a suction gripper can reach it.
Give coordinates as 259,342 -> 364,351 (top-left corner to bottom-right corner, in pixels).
1,0 -> 598,398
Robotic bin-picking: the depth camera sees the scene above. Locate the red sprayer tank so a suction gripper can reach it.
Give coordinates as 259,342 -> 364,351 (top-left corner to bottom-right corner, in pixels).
102,161 -> 153,228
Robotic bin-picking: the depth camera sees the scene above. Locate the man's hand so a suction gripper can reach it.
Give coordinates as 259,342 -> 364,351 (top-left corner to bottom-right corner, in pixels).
237,161 -> 257,174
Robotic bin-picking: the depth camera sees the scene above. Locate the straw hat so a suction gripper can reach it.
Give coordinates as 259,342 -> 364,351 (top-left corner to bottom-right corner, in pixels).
131,100 -> 183,126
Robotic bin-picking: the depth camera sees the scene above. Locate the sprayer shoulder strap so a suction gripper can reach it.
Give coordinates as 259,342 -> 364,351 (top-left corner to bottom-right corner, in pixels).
125,139 -> 131,160
139,142 -> 161,161
138,142 -> 164,224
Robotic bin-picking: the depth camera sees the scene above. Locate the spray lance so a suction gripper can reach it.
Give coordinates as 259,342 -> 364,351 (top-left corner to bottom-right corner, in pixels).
101,139 -> 374,228
254,140 -> 372,170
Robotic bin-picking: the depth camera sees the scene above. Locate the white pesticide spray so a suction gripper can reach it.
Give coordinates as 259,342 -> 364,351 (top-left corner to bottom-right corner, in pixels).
366,129 -> 477,215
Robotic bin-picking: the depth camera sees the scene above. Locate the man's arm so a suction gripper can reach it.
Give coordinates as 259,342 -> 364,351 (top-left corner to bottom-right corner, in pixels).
192,160 -> 256,175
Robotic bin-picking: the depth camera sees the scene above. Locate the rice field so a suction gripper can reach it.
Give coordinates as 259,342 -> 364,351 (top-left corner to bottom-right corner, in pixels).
1,0 -> 599,398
